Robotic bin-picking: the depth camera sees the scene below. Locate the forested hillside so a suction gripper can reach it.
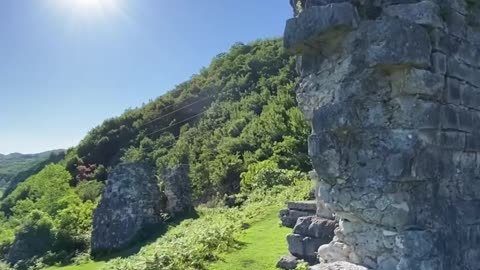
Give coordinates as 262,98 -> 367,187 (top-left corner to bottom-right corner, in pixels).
0,38 -> 311,269
0,150 -> 65,197
64,38 -> 310,199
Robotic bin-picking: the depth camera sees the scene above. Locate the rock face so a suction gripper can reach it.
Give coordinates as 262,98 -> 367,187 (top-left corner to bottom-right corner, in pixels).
285,0 -> 480,269
91,163 -> 164,255
163,164 -> 193,217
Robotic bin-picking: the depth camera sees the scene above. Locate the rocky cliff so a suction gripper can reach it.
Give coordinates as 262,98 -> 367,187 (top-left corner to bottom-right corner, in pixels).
91,163 -> 165,255
285,0 -> 480,269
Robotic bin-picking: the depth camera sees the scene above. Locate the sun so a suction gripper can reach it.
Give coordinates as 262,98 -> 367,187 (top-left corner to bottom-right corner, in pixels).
50,0 -> 122,19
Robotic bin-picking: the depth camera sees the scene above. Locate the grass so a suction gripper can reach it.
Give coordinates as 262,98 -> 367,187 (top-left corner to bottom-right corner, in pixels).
45,261 -> 106,270
208,206 -> 290,270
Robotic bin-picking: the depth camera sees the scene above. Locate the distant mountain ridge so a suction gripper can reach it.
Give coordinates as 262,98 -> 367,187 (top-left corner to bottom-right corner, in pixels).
0,149 -> 65,196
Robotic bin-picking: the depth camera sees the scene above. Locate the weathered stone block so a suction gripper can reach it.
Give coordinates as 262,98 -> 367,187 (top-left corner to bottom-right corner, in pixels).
458,108 -> 473,132
312,102 -> 358,133
432,52 -> 447,75
447,58 -> 480,87
362,18 -> 431,68
280,209 -> 316,228
445,77 -> 462,105
294,216 -> 336,239
383,1 -> 443,29
390,69 -> 444,98
277,254 -> 302,269
465,133 -> 480,152
461,84 -> 480,110
284,3 -> 360,54
440,131 -> 465,149
288,200 -> 318,212
444,8 -> 467,39
392,97 -> 440,129
441,105 -> 459,130
430,29 -> 449,53
287,233 -> 325,262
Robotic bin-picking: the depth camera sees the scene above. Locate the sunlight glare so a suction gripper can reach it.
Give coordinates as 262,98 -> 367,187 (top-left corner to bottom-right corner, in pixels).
52,0 -> 122,19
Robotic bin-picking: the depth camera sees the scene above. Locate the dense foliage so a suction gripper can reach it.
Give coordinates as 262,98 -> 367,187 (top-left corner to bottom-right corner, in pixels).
105,180 -> 312,270
0,165 -> 95,269
0,151 -> 65,198
0,38 -> 311,269
64,38 -> 310,199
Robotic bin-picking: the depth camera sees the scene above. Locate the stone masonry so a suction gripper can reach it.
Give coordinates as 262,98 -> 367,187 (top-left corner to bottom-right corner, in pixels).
285,0 -> 480,269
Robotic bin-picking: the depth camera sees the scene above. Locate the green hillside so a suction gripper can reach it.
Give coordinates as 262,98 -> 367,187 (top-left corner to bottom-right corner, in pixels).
0,38 -> 310,270
0,150 -> 65,197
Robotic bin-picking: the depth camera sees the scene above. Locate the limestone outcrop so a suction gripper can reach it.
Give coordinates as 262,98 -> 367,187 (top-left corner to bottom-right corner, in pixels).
163,164 -> 193,217
91,163 -> 164,255
285,0 -> 480,269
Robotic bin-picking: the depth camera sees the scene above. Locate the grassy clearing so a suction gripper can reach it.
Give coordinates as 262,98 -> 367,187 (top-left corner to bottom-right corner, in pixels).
208,206 -> 290,270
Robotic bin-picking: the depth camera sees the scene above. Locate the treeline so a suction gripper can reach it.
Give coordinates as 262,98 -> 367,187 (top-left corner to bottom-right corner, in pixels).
0,38 -> 311,269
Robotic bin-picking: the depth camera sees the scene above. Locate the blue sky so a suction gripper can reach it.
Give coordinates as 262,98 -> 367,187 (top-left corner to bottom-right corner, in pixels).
0,0 -> 292,154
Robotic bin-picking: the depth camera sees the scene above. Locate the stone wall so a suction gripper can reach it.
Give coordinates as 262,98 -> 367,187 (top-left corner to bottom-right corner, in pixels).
284,0 -> 480,269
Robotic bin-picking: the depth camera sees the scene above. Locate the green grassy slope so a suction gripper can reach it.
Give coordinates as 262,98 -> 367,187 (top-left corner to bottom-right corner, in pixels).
45,261 -> 106,270
209,206 -> 290,270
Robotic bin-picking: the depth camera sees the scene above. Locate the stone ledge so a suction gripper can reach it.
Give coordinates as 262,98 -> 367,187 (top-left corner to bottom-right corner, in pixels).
284,2 -> 359,54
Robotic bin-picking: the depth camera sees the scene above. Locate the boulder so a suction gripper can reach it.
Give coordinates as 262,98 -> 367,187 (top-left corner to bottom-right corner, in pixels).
163,164 -> 193,217
277,254 -> 303,269
91,163 -> 164,255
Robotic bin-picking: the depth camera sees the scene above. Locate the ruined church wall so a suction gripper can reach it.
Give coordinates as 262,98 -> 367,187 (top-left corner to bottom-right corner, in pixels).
284,1 -> 480,269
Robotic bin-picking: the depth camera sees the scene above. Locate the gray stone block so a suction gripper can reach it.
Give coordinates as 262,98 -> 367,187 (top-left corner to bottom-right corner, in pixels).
432,52 -> 447,75
288,200 -> 318,212
362,18 -> 431,68
444,8 -> 467,39
280,209 -> 316,228
461,84 -> 480,110
383,1 -> 444,29
441,105 -> 459,130
430,29 -> 449,53
287,233 -> 325,262
458,108 -> 473,133
392,97 -> 440,129
447,58 -> 480,88
277,254 -> 302,269
440,131 -> 466,150
465,133 -> 480,152
391,69 -> 444,98
446,77 -> 462,105
284,3 -> 360,54
293,216 -> 336,239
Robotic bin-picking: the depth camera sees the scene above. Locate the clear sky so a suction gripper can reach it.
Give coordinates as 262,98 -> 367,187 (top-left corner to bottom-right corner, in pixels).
0,0 -> 292,154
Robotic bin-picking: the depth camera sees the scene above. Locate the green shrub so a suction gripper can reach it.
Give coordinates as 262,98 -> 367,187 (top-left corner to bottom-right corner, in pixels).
75,180 -> 104,202
240,160 -> 309,192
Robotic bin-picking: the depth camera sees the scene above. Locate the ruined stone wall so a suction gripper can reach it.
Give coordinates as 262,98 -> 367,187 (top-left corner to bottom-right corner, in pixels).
284,1 -> 480,269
